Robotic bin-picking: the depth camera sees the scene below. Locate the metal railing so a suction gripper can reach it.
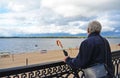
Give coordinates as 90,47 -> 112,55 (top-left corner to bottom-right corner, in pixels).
0,50 -> 120,78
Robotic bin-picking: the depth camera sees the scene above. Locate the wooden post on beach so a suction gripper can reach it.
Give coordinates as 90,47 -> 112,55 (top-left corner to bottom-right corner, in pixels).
26,58 -> 28,66
118,44 -> 120,50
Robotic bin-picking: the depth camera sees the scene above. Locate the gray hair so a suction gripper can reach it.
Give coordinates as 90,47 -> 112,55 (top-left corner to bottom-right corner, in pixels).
88,20 -> 102,33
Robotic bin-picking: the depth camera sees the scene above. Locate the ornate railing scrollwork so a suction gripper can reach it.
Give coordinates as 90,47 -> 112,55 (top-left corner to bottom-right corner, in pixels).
0,50 -> 120,78
112,50 -> 120,78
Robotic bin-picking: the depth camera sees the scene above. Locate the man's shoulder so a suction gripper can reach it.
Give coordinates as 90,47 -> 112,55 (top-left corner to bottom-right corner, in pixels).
84,36 -> 95,42
82,38 -> 91,44
81,36 -> 96,46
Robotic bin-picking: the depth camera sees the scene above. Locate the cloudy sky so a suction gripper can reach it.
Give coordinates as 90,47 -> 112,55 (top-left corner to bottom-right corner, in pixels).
0,0 -> 120,37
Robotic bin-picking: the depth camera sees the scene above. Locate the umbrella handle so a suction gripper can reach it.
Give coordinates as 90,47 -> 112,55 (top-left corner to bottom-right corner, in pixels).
56,40 -> 68,56
56,40 -> 63,49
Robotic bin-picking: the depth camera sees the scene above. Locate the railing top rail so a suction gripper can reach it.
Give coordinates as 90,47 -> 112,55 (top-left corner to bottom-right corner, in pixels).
0,60 -> 65,77
0,50 -> 120,77
112,50 -> 120,59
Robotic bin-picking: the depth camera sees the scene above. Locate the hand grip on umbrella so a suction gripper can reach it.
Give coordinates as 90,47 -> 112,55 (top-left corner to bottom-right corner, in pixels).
63,50 -> 68,56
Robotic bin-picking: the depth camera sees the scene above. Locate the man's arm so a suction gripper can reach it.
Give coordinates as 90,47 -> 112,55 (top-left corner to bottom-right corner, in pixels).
64,40 -> 93,69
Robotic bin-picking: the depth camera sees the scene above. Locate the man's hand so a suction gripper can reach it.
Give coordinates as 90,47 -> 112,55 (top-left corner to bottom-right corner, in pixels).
64,56 -> 69,62
63,50 -> 69,62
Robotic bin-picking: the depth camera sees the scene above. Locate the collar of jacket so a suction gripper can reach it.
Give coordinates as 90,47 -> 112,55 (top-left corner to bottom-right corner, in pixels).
88,32 -> 100,38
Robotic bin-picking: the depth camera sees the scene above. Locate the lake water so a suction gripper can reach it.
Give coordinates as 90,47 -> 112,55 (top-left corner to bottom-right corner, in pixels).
0,38 -> 120,54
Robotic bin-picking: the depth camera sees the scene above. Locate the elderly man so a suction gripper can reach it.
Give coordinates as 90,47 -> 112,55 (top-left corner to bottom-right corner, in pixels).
64,20 -> 114,78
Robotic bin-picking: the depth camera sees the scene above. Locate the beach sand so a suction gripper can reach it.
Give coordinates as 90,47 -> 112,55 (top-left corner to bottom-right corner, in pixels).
0,44 -> 120,69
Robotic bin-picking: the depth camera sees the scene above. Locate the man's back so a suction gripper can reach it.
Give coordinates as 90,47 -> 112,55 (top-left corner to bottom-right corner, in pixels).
65,21 -> 114,78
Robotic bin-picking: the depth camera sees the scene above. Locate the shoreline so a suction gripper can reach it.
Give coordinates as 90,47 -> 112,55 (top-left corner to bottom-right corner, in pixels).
0,36 -> 86,38
0,44 -> 120,69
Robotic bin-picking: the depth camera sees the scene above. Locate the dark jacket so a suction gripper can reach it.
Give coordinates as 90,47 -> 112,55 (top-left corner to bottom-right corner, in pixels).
66,32 -> 114,77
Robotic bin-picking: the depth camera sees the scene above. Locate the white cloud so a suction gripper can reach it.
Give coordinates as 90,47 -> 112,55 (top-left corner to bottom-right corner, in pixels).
8,2 -> 25,12
96,14 -> 117,32
65,26 -> 86,34
41,0 -> 120,17
0,0 -> 39,12
0,0 -> 120,36
0,8 -> 40,26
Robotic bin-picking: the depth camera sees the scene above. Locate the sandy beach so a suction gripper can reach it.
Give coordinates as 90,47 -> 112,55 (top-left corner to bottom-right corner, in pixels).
0,44 -> 120,69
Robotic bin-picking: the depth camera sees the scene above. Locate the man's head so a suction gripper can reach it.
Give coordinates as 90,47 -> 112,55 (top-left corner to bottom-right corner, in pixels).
87,20 -> 102,34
